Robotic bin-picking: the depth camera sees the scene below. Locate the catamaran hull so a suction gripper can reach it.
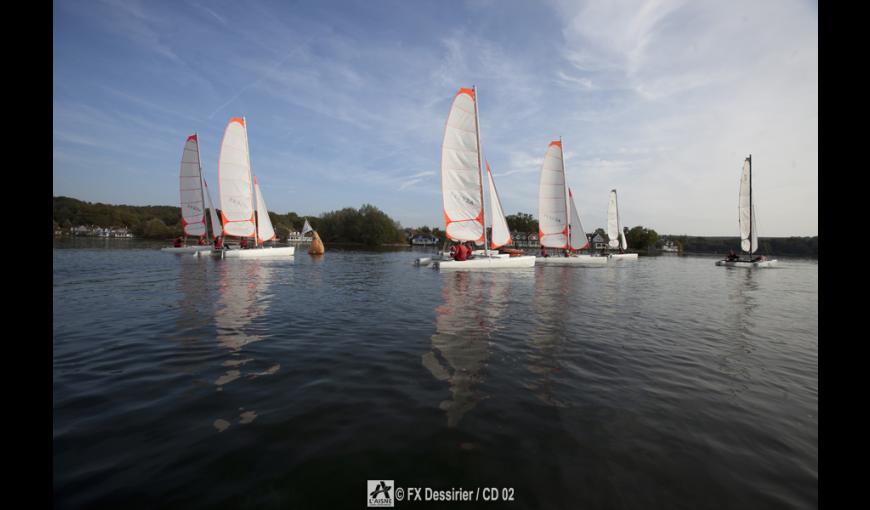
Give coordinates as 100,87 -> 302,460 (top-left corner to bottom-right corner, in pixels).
535,255 -> 607,266
609,253 -> 639,260
161,246 -> 214,254
715,259 -> 778,268
221,246 -> 296,258
435,255 -> 536,270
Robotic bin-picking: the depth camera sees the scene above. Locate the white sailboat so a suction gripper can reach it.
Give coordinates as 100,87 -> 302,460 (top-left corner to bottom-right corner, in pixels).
432,87 -> 534,270
215,117 -> 294,259
607,189 -> 638,260
162,134 -> 219,253
716,155 -> 777,268
536,139 -> 607,266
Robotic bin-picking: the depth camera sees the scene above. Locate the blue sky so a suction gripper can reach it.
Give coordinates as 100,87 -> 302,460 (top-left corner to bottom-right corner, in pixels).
53,0 -> 817,236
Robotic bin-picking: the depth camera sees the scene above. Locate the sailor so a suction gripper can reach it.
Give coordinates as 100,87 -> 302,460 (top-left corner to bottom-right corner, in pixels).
173,236 -> 183,248
540,246 -> 548,258
214,236 -> 223,250
198,236 -> 206,246
240,237 -> 249,249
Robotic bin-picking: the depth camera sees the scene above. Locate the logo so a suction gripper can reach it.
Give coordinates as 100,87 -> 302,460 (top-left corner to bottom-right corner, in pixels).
367,480 -> 394,507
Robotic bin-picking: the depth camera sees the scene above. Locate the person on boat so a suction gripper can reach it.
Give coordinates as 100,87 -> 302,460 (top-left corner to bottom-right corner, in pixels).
240,237 -> 249,249
563,249 -> 570,257
540,246 -> 548,258
453,243 -> 471,261
214,236 -> 223,250
726,250 -> 738,262
173,236 -> 183,248
197,236 -> 206,246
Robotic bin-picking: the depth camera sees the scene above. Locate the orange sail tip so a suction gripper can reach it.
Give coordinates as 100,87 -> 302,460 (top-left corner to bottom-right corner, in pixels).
548,140 -> 562,148
457,87 -> 475,99
229,117 -> 245,126
187,134 -> 198,141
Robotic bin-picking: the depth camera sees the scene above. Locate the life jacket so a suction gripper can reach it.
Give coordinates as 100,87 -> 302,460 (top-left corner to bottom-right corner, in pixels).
455,245 -> 469,261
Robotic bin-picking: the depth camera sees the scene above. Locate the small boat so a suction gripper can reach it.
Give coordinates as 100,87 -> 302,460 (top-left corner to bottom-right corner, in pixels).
535,139 -> 604,266
162,133 -> 223,253
215,117 -> 294,258
716,155 -> 777,268
607,189 -> 638,260
432,87 -> 534,270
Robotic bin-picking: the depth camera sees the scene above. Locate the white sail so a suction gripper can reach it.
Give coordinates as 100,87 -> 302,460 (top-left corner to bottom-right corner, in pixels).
218,117 -> 256,238
568,188 -> 589,250
203,179 -> 222,238
607,189 -> 620,249
254,177 -> 276,243
180,134 -> 207,237
538,141 -> 569,248
441,88 -> 484,242
301,219 -> 313,235
486,161 -> 512,249
738,158 -> 758,253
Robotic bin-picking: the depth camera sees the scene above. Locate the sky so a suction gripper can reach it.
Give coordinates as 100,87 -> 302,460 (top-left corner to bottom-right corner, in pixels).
53,0 -> 818,236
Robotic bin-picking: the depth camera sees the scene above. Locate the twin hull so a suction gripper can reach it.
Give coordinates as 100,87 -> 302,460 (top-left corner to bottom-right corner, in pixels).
535,255 -> 608,266
434,255 -> 536,270
715,259 -> 777,268
161,246 -> 214,254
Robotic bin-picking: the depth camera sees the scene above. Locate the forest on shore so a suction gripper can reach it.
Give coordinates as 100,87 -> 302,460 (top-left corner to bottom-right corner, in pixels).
53,196 -> 407,246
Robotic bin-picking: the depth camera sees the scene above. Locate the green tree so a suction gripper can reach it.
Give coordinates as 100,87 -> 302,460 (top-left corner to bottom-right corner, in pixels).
625,226 -> 659,251
505,212 -> 538,233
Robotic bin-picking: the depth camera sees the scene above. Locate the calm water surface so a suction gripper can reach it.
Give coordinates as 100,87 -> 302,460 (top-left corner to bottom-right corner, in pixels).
53,239 -> 818,509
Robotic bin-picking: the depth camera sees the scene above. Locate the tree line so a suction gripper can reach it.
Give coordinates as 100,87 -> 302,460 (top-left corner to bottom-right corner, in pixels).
666,235 -> 818,258
53,196 -> 406,246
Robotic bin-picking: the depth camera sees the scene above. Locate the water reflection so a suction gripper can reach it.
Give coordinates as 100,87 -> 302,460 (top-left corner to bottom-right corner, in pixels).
719,267 -> 761,399
422,272 -> 511,427
175,256 -> 211,339
211,259 -> 283,431
526,267 -> 574,407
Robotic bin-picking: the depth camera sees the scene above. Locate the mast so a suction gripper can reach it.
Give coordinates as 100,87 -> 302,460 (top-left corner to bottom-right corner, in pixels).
244,116 -> 260,247
748,153 -> 752,256
194,132 -> 210,243
561,136 -> 569,251
472,85 -> 488,255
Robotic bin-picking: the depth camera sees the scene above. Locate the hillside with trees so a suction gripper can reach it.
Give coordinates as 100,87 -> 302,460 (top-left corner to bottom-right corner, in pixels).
53,197 -> 408,246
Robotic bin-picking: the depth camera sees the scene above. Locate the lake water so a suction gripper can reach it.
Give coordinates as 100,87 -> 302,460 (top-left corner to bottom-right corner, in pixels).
53,239 -> 818,509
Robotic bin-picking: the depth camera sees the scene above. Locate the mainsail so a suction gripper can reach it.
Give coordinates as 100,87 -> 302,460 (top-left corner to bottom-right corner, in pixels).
486,161 -> 512,249
607,189 -> 624,249
568,188 -> 589,250
441,88 -> 484,242
739,157 -> 758,253
538,141 -> 569,248
179,134 -> 207,237
254,177 -> 276,243
218,117 -> 256,238
301,219 -> 313,236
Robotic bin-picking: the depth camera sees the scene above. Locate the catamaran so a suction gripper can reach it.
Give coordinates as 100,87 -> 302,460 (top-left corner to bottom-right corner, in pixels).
536,139 -> 607,266
429,87 -> 535,270
607,189 -> 638,260
162,134 -> 222,253
716,155 -> 777,268
214,117 -> 295,259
